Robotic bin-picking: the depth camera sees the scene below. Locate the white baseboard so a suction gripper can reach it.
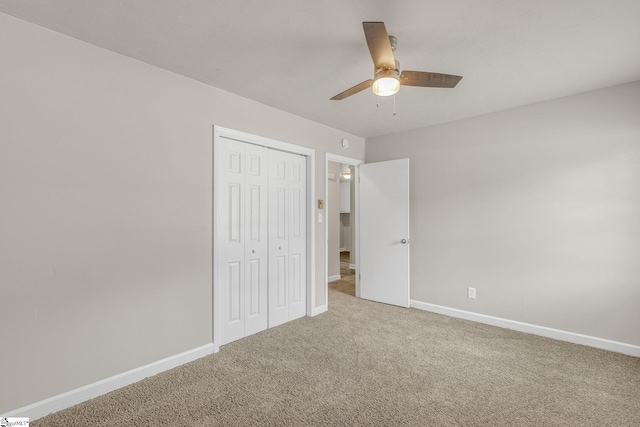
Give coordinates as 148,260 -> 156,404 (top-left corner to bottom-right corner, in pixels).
2,343 -> 215,421
311,304 -> 327,316
349,264 -> 356,270
410,300 -> 640,358
328,274 -> 341,282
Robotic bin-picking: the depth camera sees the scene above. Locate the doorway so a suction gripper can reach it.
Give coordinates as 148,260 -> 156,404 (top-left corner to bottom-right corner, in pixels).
325,153 -> 363,307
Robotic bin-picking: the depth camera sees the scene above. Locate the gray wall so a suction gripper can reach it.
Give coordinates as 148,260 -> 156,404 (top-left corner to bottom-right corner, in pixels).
367,80 -> 640,347
327,162 -> 341,279
340,172 -> 353,253
350,170 -> 357,267
340,212 -> 351,251
0,13 -> 364,413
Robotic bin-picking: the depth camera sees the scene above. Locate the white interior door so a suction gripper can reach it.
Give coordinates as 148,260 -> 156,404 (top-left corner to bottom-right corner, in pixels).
359,158 -> 410,307
286,152 -> 307,321
218,139 -> 268,345
268,149 -> 307,327
243,143 -> 269,337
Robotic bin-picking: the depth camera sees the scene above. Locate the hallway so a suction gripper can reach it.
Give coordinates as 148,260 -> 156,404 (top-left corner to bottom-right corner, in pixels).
328,251 -> 355,296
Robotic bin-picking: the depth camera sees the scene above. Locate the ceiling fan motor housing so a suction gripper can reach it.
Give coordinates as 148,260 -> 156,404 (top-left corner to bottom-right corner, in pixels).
374,67 -> 400,80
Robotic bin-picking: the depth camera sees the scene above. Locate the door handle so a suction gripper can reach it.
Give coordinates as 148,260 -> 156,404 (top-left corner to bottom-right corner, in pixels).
401,238 -> 410,244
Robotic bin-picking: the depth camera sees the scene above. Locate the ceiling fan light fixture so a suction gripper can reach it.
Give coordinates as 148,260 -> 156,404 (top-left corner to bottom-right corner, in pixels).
372,77 -> 400,96
372,68 -> 400,96
330,22 -> 462,101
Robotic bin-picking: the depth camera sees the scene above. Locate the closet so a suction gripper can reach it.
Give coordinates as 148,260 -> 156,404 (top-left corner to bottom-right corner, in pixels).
217,137 -> 307,345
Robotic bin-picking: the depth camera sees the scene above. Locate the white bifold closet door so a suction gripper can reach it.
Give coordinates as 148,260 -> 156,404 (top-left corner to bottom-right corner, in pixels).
268,149 -> 307,328
219,139 -> 269,345
218,138 -> 307,345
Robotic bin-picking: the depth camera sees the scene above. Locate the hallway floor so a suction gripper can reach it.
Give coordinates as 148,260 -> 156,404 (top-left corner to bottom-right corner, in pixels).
329,251 -> 355,296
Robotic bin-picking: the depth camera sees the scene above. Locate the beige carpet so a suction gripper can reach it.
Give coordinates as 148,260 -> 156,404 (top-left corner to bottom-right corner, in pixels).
34,257 -> 640,426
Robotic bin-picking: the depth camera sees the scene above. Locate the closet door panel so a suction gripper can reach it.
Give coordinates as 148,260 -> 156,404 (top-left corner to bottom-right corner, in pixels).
227,262 -> 242,322
219,139 -> 246,344
244,143 -> 268,336
246,259 -> 260,316
268,149 -> 291,328
287,153 -> 307,320
275,255 -> 287,307
290,253 -> 302,304
228,183 -> 242,243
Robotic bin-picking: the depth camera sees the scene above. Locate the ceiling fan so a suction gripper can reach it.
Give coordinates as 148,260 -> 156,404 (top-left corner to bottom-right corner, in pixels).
331,22 -> 462,100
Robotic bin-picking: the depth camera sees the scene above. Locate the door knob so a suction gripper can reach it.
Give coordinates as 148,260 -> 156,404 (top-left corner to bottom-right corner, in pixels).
252,250 -> 256,254
401,239 -> 408,244
279,246 -> 282,250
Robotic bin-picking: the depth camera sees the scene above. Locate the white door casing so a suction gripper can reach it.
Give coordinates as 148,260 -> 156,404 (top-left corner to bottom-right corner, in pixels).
359,158 -> 410,308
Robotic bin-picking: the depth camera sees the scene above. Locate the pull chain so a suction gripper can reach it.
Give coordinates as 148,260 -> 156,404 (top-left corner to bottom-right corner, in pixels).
374,95 -> 398,116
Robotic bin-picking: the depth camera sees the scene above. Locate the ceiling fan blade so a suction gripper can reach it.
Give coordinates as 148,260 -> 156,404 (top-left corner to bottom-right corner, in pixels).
330,79 -> 374,100
400,71 -> 463,88
363,22 -> 396,70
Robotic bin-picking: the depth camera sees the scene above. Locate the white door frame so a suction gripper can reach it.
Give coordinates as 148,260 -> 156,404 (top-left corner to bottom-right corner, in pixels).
213,126 -> 315,352
325,153 -> 363,307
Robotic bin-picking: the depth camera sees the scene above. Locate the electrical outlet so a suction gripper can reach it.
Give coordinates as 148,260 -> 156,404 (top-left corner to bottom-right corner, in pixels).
467,287 -> 476,299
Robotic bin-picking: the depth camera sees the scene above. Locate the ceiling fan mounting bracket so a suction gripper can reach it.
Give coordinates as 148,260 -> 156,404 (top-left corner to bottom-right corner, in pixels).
388,35 -> 397,52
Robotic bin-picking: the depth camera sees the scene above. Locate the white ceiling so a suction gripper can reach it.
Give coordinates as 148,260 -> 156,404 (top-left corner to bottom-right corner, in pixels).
1,0 -> 639,138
